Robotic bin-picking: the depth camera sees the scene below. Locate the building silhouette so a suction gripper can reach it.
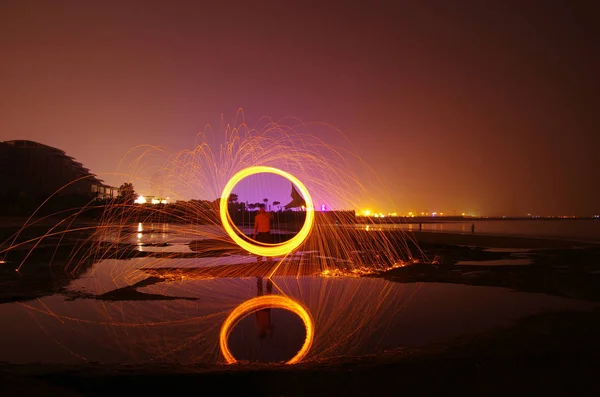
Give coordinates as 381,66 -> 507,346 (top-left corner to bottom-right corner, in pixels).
0,140 -> 116,200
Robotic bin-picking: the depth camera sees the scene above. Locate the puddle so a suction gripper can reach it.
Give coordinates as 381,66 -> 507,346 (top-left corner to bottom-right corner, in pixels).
136,243 -> 192,253
0,273 -> 594,365
1,222 -> 597,366
65,255 -> 262,294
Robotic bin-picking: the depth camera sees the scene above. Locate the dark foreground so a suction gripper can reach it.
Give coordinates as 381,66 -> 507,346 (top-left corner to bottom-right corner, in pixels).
3,307 -> 600,396
2,221 -> 600,395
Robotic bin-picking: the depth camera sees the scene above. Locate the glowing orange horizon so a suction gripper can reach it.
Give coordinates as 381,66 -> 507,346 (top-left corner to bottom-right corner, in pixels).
219,294 -> 314,364
219,166 -> 314,257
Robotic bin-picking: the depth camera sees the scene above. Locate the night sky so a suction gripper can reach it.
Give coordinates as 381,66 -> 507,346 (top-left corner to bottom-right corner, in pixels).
1,1 -> 598,216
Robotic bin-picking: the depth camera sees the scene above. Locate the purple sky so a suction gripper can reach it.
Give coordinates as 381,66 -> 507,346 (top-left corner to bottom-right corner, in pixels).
1,1 -> 598,216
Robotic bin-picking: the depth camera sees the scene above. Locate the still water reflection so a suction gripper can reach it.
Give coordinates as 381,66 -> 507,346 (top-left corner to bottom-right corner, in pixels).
223,279 -> 311,364
0,264 -> 594,365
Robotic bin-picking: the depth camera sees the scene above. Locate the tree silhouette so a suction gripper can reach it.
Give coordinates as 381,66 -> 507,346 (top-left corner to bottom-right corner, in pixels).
272,201 -> 281,211
227,193 -> 244,212
263,198 -> 268,210
118,182 -> 136,205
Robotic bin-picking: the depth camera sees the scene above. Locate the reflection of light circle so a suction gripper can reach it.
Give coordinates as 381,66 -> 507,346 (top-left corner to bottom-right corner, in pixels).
219,295 -> 314,364
220,166 -> 314,257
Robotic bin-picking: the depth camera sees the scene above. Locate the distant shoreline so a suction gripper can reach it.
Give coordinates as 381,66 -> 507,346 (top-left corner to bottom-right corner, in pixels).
355,215 -> 599,223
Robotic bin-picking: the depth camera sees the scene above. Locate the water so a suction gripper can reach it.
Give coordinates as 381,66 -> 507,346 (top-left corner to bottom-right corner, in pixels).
0,264 -> 595,364
356,219 -> 600,243
97,222 -> 295,247
0,221 -> 597,365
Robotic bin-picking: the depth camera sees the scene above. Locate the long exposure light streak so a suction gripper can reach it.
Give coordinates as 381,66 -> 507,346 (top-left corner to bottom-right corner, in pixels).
0,112 -> 425,366
220,166 -> 314,257
219,294 -> 314,364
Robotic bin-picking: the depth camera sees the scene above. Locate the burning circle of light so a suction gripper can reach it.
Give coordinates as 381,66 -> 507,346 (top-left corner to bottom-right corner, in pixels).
219,166 -> 314,257
219,295 -> 314,364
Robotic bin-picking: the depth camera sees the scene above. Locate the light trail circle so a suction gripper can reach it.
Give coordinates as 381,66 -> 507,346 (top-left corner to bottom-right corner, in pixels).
219,166 -> 314,257
219,295 -> 314,364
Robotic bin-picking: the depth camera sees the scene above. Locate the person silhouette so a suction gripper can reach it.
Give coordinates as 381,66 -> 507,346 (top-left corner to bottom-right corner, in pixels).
255,276 -> 274,340
253,205 -> 273,262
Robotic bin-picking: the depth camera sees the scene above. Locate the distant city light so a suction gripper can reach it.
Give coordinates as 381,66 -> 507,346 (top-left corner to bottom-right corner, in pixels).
135,195 -> 169,205
355,209 -> 470,217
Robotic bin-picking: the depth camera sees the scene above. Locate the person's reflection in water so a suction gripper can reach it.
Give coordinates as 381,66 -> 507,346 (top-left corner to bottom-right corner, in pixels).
255,276 -> 274,340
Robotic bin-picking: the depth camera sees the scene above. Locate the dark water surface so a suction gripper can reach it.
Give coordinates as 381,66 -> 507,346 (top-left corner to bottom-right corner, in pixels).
355,219 -> 600,242
0,270 -> 594,364
0,222 -> 597,365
